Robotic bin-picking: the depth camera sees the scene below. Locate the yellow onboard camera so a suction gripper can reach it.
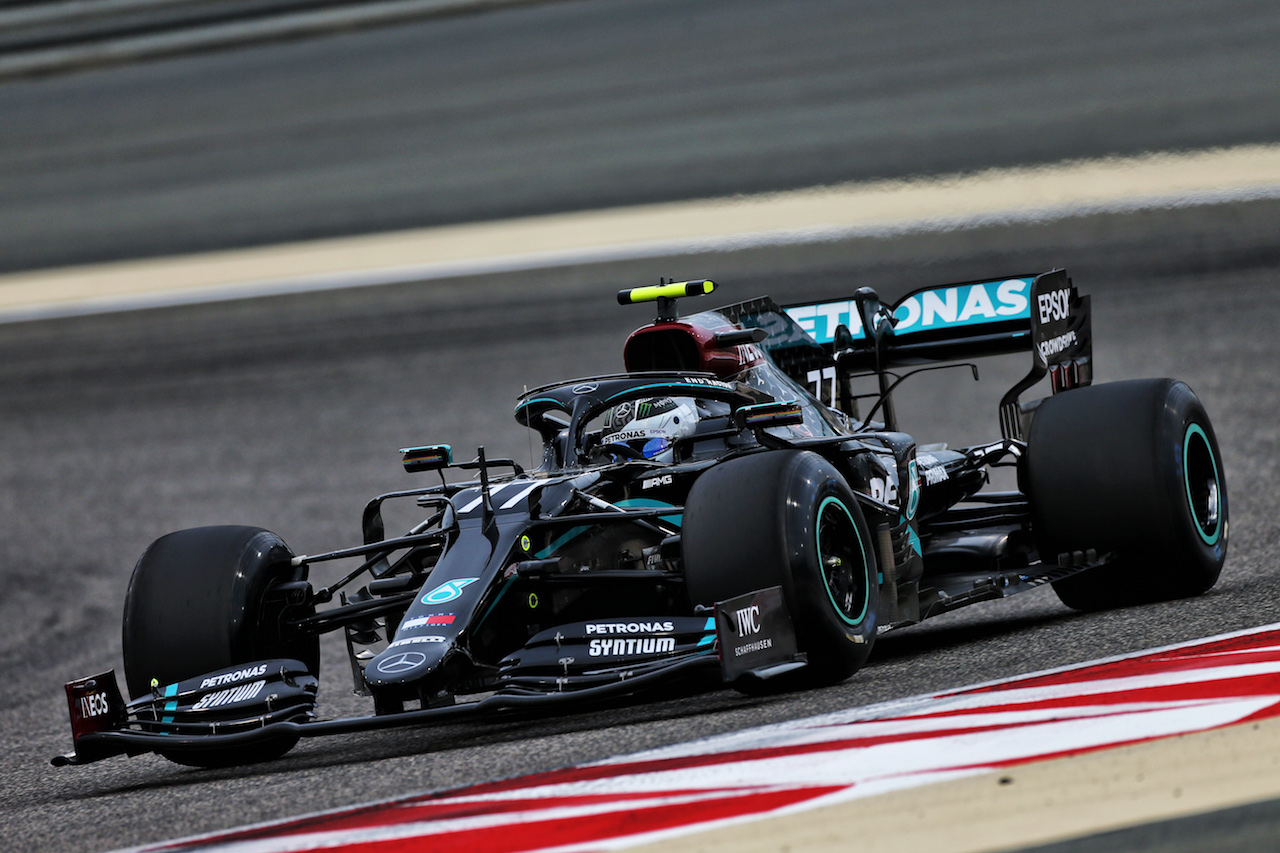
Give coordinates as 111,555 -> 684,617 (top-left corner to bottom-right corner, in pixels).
617,279 -> 717,321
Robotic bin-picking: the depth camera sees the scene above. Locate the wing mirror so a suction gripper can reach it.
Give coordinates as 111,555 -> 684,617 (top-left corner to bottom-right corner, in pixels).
400,444 -> 453,473
734,401 -> 804,431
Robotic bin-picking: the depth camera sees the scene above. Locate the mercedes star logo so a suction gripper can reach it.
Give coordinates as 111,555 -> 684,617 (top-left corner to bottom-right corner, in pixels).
377,651 -> 427,674
572,383 -> 599,395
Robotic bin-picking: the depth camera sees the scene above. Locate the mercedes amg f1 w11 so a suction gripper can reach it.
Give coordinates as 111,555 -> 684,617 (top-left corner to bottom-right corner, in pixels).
56,271 -> 1228,768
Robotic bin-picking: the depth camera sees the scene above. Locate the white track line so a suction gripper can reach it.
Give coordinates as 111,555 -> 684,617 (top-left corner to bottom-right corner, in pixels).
3,143 -> 1279,324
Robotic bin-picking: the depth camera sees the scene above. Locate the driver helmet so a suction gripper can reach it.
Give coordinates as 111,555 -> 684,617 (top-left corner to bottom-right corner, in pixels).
601,396 -> 700,463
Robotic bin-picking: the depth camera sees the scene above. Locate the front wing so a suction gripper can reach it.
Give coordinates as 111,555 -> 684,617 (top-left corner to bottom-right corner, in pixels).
54,588 -> 801,767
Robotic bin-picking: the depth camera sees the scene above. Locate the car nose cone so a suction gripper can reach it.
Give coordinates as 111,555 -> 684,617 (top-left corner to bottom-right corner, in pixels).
364,643 -> 450,687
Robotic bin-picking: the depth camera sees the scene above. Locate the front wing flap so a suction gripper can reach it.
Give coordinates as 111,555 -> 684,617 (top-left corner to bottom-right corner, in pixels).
496,615 -> 717,692
55,659 -> 318,766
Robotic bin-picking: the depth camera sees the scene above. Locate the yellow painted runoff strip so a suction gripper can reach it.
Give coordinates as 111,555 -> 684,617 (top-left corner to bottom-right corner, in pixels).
3,143 -> 1280,320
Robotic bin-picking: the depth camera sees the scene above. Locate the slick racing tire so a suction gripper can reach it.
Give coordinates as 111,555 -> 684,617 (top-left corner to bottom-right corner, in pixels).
683,450 -> 877,688
122,526 -> 319,767
1021,379 -> 1228,611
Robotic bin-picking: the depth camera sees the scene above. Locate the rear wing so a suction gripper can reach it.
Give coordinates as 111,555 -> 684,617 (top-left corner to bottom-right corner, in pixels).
781,270 -> 1091,439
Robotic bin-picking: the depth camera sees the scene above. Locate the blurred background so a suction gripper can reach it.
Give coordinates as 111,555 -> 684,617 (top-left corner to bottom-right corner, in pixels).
2,0 -> 1279,271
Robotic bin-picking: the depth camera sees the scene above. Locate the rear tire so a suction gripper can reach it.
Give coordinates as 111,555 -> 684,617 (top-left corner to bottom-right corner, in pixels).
683,451 -> 877,687
1021,379 -> 1228,610
122,525 -> 318,766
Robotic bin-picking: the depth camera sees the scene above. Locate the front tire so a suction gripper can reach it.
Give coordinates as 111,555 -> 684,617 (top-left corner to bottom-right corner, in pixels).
682,451 -> 877,686
1021,379 -> 1228,610
122,525 -> 318,766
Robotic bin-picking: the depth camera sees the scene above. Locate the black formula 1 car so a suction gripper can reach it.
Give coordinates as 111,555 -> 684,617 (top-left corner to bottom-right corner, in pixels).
56,271 -> 1228,768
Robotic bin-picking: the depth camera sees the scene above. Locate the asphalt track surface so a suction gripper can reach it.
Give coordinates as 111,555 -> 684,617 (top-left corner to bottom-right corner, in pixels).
2,2 -> 1280,852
